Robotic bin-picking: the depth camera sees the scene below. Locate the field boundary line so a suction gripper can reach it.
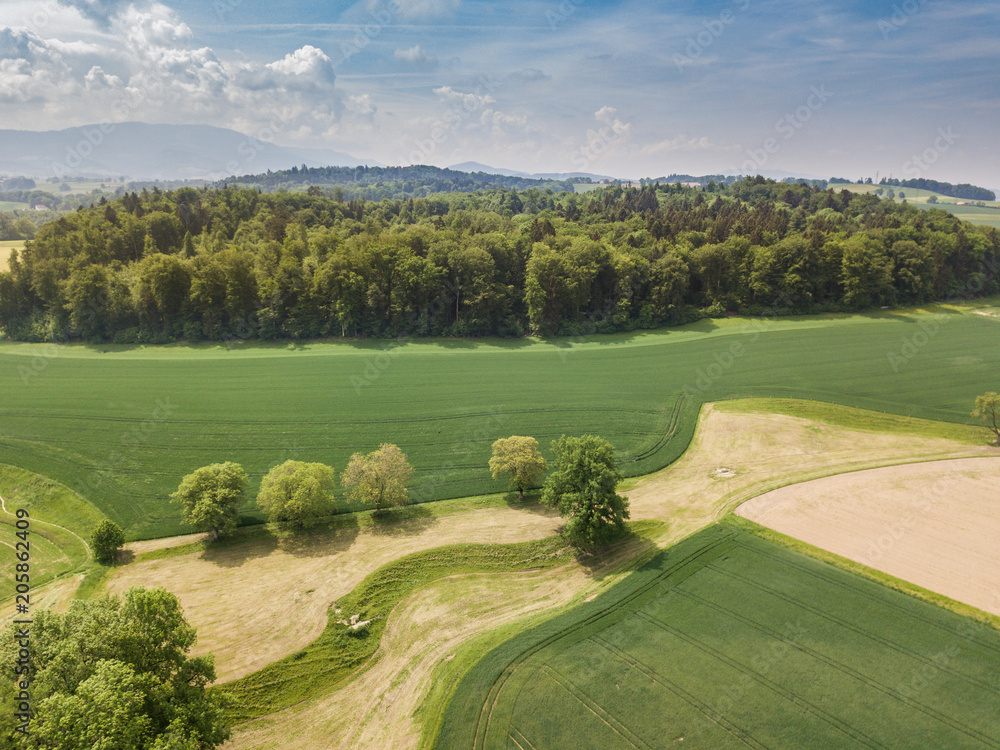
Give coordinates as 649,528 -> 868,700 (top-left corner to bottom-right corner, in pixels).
539,665 -> 650,750
741,543 -> 1000,654
0,492 -> 91,556
671,583 -> 1000,747
702,561 -> 1000,697
591,635 -> 768,750
636,611 -> 887,749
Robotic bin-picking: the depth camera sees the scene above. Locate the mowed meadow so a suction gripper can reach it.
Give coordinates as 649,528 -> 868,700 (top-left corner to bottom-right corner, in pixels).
2,305 -> 999,539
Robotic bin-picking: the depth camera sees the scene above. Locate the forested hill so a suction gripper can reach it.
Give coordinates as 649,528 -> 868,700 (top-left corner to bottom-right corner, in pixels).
213,164 -> 576,199
1,178 -> 998,344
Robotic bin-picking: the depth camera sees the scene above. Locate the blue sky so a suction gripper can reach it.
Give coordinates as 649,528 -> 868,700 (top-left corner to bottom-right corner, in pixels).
1,0 -> 998,185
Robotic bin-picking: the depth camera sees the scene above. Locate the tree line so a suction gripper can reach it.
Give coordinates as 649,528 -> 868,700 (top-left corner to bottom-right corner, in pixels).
171,444 -> 415,541
1,178 -> 998,344
215,164 -> 576,199
876,178 -> 995,202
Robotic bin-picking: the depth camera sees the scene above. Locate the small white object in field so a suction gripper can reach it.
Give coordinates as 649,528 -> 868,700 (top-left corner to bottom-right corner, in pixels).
338,613 -> 372,630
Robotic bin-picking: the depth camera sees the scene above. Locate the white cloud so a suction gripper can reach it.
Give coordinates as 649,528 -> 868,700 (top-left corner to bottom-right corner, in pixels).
0,3 -> 346,139
119,3 -> 192,49
83,64 -> 122,90
433,84 -> 495,111
237,45 -> 337,92
394,44 -> 437,67
593,106 -> 633,140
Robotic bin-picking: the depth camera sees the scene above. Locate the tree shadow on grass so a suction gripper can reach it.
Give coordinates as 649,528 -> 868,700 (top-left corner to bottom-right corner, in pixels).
365,502 -> 438,538
501,492 -> 560,519
114,549 -> 135,566
277,513 -> 361,558
199,525 -> 280,568
571,528 -> 661,582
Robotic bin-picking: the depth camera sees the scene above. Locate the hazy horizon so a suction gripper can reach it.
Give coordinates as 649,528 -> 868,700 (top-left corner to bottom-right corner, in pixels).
0,0 -> 997,187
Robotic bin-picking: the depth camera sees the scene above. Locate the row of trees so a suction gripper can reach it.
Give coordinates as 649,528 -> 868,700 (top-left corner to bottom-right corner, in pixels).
2,433 -> 624,748
875,178 -> 995,202
2,179 -> 998,343
166,434 -> 628,549
172,444 -> 415,538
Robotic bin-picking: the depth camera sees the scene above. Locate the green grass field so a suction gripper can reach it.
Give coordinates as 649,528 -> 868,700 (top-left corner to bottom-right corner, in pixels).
0,465 -> 107,599
2,305 -> 998,540
436,523 -> 1000,749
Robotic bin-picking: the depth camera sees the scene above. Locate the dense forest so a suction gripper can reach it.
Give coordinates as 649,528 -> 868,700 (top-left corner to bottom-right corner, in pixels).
1,178 -> 998,344
215,164 -> 576,200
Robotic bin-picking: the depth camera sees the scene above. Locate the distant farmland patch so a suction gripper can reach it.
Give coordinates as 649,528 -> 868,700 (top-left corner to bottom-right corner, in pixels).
0,240 -> 23,270
438,523 -> 1000,749
840,184 -> 1000,227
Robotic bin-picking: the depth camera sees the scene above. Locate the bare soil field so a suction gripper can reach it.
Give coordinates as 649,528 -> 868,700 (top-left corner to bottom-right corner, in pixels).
624,402 -> 993,546
736,456 -> 1000,617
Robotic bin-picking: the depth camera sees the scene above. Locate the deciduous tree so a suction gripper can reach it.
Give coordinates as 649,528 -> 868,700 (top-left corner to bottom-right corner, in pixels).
0,587 -> 228,750
342,444 -> 414,516
541,435 -> 629,548
90,519 -> 125,563
171,462 -> 248,541
489,436 -> 547,499
257,461 -> 336,527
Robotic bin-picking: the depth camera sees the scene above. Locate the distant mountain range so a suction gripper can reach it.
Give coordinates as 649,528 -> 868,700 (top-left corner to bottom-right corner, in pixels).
0,123 -> 379,180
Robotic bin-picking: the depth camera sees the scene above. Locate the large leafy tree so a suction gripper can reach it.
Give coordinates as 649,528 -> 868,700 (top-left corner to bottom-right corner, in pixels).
0,587 -> 228,750
541,435 -> 629,548
171,462 -> 248,541
489,436 -> 547,500
256,460 -> 336,527
90,519 -> 126,563
342,443 -> 414,516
